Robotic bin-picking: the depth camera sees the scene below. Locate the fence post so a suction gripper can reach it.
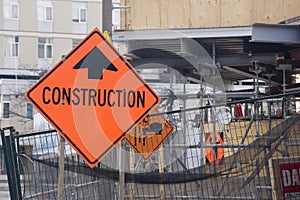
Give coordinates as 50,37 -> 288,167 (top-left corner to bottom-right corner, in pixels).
1,127 -> 22,200
57,135 -> 65,200
119,140 -> 126,200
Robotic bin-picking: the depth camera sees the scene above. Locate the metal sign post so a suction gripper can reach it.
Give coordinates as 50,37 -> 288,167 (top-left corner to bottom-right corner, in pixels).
57,135 -> 65,200
118,140 -> 126,200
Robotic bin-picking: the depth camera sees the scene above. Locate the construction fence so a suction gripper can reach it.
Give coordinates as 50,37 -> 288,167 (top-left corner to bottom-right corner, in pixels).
2,91 -> 300,200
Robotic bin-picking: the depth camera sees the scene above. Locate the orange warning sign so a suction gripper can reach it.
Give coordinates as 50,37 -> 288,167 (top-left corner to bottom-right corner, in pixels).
25,28 -> 160,168
205,132 -> 224,165
126,109 -> 174,160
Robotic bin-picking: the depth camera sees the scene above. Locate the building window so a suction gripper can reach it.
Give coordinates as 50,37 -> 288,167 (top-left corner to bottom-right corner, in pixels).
10,4 -> 19,19
112,7 -> 120,30
45,6 -> 53,21
73,8 -> 87,23
3,1 -> 19,20
2,95 -> 11,119
38,6 -> 53,21
11,36 -> 19,57
38,38 -> 53,59
5,36 -> 19,58
37,0 -> 53,22
26,102 -> 33,119
80,8 -> 87,22
2,102 -> 10,119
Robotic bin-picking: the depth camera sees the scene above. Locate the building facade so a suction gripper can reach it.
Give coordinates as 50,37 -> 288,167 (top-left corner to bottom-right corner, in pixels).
0,0 -> 120,133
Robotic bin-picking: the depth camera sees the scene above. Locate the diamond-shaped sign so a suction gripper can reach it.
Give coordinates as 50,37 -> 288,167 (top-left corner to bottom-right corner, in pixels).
126,109 -> 174,160
25,28 -> 160,168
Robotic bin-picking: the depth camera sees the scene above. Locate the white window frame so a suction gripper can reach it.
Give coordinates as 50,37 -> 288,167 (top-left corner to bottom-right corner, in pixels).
45,6 -> 53,21
112,8 -> 120,30
79,8 -> 87,22
2,102 -> 11,119
38,38 -> 53,59
10,3 -> 19,19
73,8 -> 87,23
4,36 -> 19,58
11,36 -> 19,58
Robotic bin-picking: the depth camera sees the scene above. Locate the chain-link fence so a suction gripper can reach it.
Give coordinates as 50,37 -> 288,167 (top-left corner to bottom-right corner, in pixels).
2,91 -> 300,199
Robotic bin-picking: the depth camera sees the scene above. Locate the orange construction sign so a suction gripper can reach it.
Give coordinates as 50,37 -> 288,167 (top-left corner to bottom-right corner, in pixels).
205,132 -> 224,165
25,28 -> 160,168
126,109 -> 174,160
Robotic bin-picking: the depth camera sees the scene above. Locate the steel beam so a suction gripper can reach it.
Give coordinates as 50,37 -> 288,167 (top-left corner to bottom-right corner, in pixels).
223,66 -> 280,85
216,54 -> 277,66
251,23 -> 300,44
113,26 -> 252,41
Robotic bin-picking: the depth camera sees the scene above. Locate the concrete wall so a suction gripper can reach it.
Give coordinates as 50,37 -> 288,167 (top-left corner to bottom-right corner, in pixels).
120,0 -> 300,30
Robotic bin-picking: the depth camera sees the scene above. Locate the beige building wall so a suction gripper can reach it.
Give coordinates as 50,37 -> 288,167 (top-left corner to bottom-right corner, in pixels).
87,2 -> 102,31
0,36 -> 4,69
0,1 -> 3,28
120,0 -> 300,29
53,38 -> 72,62
19,37 -> 38,69
53,0 -> 72,33
10,94 -> 33,133
19,0 -> 37,31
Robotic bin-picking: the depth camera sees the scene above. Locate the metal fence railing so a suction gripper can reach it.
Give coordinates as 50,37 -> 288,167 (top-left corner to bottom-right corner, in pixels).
2,91 -> 300,199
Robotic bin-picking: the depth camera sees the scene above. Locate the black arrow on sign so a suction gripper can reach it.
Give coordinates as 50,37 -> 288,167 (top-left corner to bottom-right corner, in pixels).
73,47 -> 118,79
